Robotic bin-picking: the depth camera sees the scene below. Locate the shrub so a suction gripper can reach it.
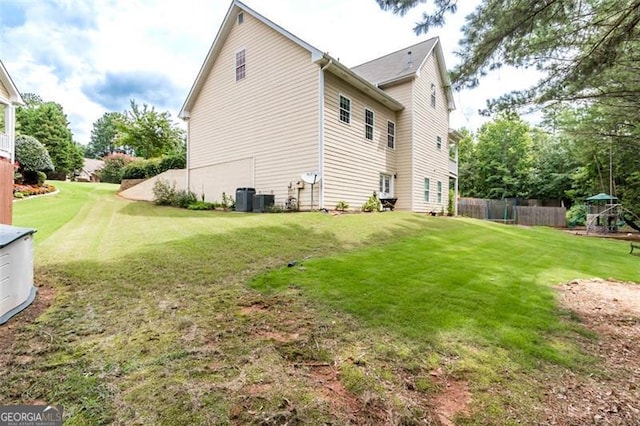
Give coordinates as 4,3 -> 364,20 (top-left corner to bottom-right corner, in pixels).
99,153 -> 135,183
144,158 -> 162,178
171,190 -> 197,208
221,192 -> 235,210
448,189 -> 455,216
159,153 -> 186,171
152,179 -> 196,208
36,171 -> 47,185
14,134 -> 54,184
187,201 -> 215,210
152,179 -> 176,205
335,200 -> 349,211
567,203 -> 587,227
122,161 -> 147,179
361,192 -> 381,212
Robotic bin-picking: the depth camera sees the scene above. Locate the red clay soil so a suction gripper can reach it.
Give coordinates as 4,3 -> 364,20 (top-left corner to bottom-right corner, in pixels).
546,279 -> 640,425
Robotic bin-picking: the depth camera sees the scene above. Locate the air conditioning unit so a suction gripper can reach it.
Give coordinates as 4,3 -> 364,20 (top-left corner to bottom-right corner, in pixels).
253,194 -> 275,213
0,225 -> 37,325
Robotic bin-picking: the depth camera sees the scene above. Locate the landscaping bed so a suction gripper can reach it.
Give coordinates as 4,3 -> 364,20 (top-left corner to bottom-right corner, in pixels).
13,183 -> 57,199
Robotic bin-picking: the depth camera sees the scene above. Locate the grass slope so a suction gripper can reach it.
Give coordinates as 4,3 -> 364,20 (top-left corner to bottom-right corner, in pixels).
3,182 -> 637,424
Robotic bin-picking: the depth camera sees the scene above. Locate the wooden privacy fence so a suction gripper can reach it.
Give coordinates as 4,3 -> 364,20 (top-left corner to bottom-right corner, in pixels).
458,198 -> 566,227
514,206 -> 566,227
0,160 -> 13,225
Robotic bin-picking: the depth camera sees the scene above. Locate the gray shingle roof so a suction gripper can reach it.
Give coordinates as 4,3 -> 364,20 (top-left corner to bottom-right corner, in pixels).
351,37 -> 439,86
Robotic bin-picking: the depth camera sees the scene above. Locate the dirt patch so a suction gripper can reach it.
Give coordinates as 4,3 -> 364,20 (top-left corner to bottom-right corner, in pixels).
0,285 -> 54,374
429,369 -> 472,426
546,278 -> 640,425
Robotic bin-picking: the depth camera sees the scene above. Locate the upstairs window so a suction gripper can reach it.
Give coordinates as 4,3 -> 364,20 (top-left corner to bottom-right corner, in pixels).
387,121 -> 395,149
235,49 -> 246,81
339,95 -> 351,124
237,12 -> 244,24
436,135 -> 442,150
365,109 -> 374,140
430,83 -> 436,108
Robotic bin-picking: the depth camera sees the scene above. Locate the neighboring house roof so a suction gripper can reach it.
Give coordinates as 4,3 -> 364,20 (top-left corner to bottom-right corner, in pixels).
180,0 -> 405,118
352,38 -> 456,111
0,60 -> 25,106
82,158 -> 104,175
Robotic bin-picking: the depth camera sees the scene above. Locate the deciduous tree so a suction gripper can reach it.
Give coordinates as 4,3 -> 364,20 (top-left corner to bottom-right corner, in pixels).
118,100 -> 185,159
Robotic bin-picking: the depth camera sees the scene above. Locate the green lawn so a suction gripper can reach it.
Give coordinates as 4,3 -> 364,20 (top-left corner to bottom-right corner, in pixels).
4,182 -> 637,424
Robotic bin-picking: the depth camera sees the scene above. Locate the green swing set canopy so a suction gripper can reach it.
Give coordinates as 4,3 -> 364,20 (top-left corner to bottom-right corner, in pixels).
586,193 -> 618,202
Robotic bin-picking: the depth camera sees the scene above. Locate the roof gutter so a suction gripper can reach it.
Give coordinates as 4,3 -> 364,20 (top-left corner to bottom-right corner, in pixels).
316,54 -> 404,112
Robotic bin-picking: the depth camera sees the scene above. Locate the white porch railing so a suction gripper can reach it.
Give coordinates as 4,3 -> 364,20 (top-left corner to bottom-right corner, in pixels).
0,133 -> 13,161
449,158 -> 458,176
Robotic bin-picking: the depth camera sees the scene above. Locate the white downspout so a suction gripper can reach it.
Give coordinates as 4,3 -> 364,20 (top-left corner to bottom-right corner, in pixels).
318,59 -> 332,210
183,114 -> 191,192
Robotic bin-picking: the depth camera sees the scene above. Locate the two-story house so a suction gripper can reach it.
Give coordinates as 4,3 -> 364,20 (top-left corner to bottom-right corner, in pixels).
180,0 -> 457,212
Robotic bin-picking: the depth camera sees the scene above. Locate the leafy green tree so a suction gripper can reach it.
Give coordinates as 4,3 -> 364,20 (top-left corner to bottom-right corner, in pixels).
378,0 -> 640,108
456,128 -> 476,197
86,112 -> 126,159
473,114 -> 533,199
118,100 -> 185,159
14,134 -> 54,184
528,130 -> 577,202
16,93 -> 83,179
98,153 -> 135,184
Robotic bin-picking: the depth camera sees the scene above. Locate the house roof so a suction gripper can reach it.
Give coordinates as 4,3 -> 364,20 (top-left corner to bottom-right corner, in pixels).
82,158 -> 104,175
0,60 -> 25,106
352,38 -> 455,111
179,0 -> 404,118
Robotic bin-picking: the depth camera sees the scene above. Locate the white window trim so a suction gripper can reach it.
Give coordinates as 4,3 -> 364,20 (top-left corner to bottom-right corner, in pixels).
380,173 -> 393,198
338,94 -> 351,125
387,120 -> 396,149
424,178 -> 430,202
364,107 -> 374,140
436,135 -> 442,150
235,48 -> 247,81
437,181 -> 443,203
430,83 -> 436,108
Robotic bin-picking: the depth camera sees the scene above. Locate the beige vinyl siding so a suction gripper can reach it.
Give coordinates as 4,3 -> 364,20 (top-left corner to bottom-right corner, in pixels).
410,53 -> 450,213
0,81 -> 9,100
188,12 -> 319,208
382,82 -> 413,211
323,72 -> 397,210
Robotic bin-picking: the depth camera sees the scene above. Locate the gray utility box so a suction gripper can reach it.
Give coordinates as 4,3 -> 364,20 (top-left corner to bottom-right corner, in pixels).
235,188 -> 256,212
253,194 -> 275,213
0,225 -> 37,325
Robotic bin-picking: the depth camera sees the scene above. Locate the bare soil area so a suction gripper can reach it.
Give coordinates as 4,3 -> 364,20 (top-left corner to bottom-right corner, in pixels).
547,278 -> 640,425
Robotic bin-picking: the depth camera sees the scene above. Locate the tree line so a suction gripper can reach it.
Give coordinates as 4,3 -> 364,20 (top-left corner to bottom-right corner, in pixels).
378,0 -> 639,212
14,95 -> 184,185
457,110 -> 640,213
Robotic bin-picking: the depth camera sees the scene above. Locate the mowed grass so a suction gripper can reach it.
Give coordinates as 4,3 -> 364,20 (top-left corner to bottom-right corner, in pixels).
4,182 -> 638,424
253,219 -> 637,367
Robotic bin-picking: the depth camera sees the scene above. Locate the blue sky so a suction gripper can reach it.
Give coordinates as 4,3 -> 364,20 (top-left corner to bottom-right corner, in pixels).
0,0 -> 535,144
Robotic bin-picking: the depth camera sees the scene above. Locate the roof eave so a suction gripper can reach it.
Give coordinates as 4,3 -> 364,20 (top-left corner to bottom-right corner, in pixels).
318,55 -> 404,112
180,0 -> 324,120
377,74 -> 415,89
0,60 -> 25,106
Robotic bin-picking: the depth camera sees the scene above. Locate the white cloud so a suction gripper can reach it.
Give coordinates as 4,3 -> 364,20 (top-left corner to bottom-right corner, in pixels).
1,0 -> 539,144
